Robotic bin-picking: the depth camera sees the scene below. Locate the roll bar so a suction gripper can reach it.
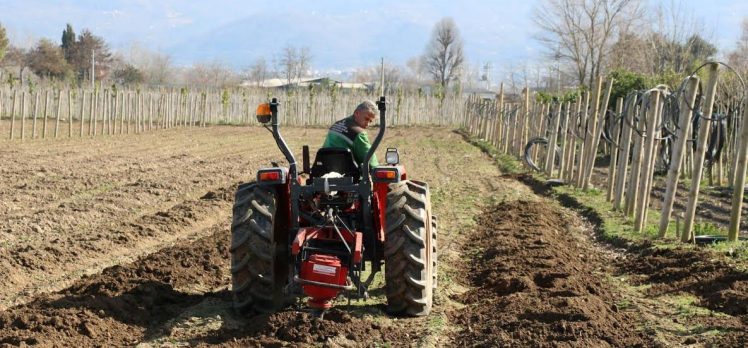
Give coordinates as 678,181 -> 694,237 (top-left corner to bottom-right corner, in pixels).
363,96 -> 386,183
269,98 -> 298,179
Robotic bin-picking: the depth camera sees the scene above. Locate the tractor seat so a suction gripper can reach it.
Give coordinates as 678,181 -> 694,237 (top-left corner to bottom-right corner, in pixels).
310,147 -> 360,180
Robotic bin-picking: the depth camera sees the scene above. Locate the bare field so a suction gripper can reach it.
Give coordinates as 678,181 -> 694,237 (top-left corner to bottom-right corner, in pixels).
0,124 -> 745,347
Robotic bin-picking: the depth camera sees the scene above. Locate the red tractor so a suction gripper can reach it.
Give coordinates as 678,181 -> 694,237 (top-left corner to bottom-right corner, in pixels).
230,97 -> 436,316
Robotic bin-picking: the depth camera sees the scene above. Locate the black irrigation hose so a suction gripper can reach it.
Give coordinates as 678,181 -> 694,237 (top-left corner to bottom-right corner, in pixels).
680,61 -> 746,121
602,109 -> 621,146
658,137 -> 673,171
523,137 -> 562,172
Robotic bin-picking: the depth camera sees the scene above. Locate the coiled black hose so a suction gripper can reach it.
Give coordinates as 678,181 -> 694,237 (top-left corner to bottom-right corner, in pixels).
523,137 -> 562,172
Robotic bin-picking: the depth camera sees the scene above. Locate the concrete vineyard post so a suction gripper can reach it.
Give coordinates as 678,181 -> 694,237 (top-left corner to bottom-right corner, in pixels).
658,76 -> 699,238
682,63 -> 720,242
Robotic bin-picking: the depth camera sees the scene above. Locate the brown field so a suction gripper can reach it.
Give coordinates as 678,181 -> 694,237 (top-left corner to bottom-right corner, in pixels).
0,124 -> 745,346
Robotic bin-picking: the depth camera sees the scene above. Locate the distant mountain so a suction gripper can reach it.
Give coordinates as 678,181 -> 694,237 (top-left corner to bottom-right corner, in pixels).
165,11 -> 431,70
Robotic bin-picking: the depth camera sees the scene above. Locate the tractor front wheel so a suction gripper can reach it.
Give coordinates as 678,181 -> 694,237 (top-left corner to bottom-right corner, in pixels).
384,180 -> 434,316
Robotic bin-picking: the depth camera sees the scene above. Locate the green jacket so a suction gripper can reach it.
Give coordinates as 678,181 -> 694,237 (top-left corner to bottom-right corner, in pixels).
322,116 -> 379,167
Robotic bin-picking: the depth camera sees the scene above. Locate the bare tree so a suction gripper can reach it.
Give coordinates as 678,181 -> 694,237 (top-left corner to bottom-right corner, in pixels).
278,44 -> 312,86
297,47 -> 311,80
125,43 -> 173,86
728,18 -> 748,74
534,0 -> 643,88
405,56 -> 426,84
423,17 -> 464,89
184,61 -> 238,88
246,57 -> 270,87
353,63 -> 404,93
607,1 -> 716,77
636,1 -> 715,76
278,45 -> 297,85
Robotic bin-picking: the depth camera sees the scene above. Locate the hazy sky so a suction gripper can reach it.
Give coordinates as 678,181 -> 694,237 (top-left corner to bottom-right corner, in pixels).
1,0 -> 746,81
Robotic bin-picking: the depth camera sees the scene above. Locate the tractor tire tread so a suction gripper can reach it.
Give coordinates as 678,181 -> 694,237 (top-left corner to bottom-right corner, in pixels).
384,180 -> 434,317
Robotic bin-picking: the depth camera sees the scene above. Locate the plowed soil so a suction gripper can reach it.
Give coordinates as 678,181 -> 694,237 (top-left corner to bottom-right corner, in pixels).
450,200 -> 650,347
513,173 -> 748,347
1,124 -> 746,346
0,125 -> 503,346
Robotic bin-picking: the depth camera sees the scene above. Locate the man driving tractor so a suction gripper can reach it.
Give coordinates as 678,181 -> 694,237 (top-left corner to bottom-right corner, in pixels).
322,101 -> 379,167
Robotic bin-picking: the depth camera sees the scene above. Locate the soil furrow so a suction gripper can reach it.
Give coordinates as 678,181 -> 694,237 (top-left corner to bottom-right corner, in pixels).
0,184 -> 234,309
449,199 -> 651,347
0,215 -> 419,347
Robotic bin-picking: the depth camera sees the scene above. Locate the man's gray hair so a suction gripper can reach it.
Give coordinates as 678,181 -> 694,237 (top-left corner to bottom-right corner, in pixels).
354,100 -> 378,115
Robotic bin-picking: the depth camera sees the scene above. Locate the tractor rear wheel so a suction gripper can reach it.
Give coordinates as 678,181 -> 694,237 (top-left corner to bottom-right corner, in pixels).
230,183 -> 288,313
384,180 -> 434,316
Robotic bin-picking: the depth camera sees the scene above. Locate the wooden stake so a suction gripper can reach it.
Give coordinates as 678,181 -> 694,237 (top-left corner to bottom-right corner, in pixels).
10,90 -> 17,140
682,63 -> 720,242
583,77 -> 614,190
90,90 -> 99,137
79,91 -> 86,137
42,90 -> 49,139
637,92 -> 664,230
20,91 -> 26,140
658,76 -> 699,238
545,102 -> 562,177
728,88 -> 748,241
613,95 -> 637,210
32,91 -> 39,138
574,92 -> 591,187
625,103 -> 645,217
68,90 -> 73,138
607,97 -> 624,201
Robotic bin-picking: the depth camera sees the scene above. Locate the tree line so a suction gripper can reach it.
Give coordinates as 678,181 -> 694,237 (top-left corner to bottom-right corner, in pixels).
532,0 -> 747,98
0,19 -> 468,94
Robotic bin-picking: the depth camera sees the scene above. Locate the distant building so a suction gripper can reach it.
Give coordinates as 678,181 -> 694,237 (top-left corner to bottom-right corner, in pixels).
462,86 -> 498,100
241,77 -> 369,91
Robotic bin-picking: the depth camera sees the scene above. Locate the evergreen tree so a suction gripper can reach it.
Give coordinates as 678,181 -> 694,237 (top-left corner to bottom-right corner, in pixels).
67,29 -> 112,82
61,23 -> 75,61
